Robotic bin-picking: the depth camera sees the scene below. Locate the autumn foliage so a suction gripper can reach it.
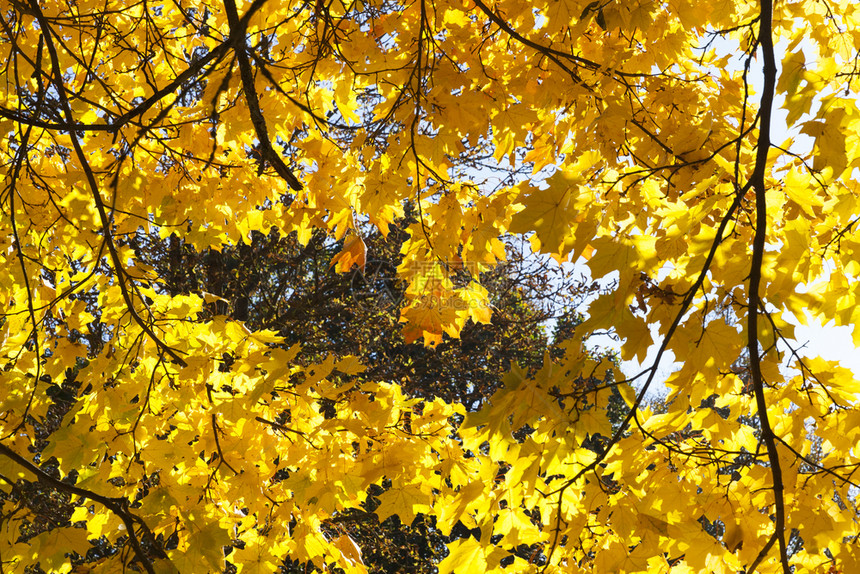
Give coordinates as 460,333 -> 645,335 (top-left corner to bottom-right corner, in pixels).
2,0 -> 860,572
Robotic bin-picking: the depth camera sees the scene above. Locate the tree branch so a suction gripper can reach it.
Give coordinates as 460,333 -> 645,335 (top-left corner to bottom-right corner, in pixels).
745,0 -> 789,571
29,0 -> 189,367
223,0 -> 303,191
0,444 -> 164,574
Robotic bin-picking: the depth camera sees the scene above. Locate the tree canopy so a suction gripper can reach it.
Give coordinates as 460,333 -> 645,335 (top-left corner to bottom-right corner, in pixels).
2,0 -> 860,572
